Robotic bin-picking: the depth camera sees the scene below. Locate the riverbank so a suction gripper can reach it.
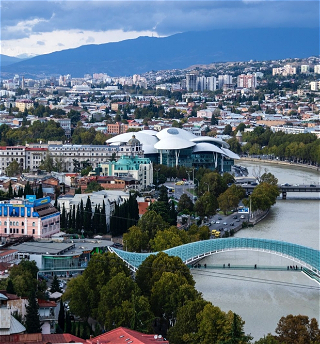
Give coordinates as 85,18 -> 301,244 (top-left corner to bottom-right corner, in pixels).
240,157 -> 320,172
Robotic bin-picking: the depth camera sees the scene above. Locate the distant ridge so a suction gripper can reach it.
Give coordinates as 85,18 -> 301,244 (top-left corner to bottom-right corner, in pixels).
1,28 -> 319,77
0,54 -> 23,67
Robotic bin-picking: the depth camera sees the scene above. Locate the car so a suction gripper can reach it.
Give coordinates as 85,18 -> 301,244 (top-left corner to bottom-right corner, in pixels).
236,219 -> 240,222
310,184 -> 316,187
211,221 -> 216,225
216,221 -> 220,224
223,222 -> 227,225
251,182 -> 258,186
230,222 -> 234,226
240,215 -> 245,219
281,183 -> 291,186
175,181 -> 184,185
232,215 -> 237,219
218,217 -> 222,220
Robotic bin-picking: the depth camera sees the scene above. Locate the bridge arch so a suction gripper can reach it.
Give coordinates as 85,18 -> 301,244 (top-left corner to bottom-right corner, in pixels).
108,238 -> 320,276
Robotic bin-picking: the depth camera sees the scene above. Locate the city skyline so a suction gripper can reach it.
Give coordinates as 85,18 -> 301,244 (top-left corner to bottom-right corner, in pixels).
1,0 -> 319,58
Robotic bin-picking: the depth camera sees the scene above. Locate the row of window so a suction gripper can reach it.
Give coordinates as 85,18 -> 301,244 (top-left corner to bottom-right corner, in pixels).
3,228 -> 35,234
0,221 -> 35,226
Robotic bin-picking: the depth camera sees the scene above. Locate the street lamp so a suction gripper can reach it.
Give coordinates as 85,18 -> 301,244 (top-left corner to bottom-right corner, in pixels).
203,182 -> 210,193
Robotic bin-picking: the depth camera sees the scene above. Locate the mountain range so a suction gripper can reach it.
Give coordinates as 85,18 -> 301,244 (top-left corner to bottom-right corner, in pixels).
1,28 -> 319,78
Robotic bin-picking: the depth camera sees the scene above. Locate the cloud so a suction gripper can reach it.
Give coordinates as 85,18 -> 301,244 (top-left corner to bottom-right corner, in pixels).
86,36 -> 95,43
1,28 -> 161,57
1,0 -> 318,56
36,41 -> 45,45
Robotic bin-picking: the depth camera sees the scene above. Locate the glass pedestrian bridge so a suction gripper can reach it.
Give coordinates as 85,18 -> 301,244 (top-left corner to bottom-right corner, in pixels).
108,238 -> 320,277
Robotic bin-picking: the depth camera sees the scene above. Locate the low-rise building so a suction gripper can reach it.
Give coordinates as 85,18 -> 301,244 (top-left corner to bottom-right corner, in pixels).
96,155 -> 153,190
0,196 -> 60,240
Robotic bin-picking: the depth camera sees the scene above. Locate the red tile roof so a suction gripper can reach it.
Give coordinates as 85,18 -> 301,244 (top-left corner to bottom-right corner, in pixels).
87,327 -> 168,344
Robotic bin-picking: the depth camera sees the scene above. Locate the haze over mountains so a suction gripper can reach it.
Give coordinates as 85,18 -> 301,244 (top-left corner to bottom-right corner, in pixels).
1,28 -> 319,77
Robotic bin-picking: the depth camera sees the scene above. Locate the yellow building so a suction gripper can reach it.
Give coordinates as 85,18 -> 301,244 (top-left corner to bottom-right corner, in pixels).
15,99 -> 34,112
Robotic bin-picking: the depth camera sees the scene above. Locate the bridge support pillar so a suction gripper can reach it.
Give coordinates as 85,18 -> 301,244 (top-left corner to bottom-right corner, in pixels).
282,192 -> 287,199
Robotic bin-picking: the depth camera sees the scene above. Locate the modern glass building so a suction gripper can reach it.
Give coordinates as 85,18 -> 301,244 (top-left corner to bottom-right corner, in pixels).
106,128 -> 240,173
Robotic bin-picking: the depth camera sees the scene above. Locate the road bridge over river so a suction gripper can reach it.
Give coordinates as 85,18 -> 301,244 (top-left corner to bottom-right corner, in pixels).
242,184 -> 320,199
108,238 -> 320,282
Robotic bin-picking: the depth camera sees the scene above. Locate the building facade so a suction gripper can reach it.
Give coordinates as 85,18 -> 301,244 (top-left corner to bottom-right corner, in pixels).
0,196 -> 60,239
96,155 -> 153,190
15,99 -> 34,112
237,74 -> 257,89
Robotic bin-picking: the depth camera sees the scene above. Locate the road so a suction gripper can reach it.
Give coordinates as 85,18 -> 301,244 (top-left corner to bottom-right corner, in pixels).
164,181 -> 248,237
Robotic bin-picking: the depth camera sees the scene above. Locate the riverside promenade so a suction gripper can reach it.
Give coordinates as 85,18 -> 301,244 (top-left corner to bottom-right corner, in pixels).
240,156 -> 320,172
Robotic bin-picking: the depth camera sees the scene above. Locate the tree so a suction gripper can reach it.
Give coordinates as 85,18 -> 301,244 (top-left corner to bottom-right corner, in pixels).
58,299 -> 65,332
50,274 -> 62,293
9,259 -> 39,297
177,193 -> 194,213
6,279 -> 15,294
275,314 -> 320,344
25,289 -> 41,333
137,210 -> 168,240
123,226 -> 149,252
5,160 -> 21,177
218,185 -> 245,215
86,180 -> 103,193
260,172 -> 278,185
39,153 -> 55,172
194,192 -> 218,218
243,182 -> 279,212
167,298 -> 209,344
150,226 -> 186,251
223,124 -> 233,135
150,271 -> 199,332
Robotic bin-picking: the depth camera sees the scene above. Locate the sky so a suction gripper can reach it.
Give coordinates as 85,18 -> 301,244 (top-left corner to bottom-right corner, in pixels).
1,0 -> 319,58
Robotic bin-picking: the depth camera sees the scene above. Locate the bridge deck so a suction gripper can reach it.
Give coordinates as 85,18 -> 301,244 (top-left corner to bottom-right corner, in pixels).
109,238 -> 320,277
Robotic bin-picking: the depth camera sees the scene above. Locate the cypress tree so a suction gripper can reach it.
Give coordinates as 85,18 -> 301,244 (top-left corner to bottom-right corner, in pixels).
65,311 -> 72,333
50,275 -> 62,293
58,299 -> 65,331
76,322 -> 80,338
8,181 -> 13,199
25,289 -> 41,333
93,205 -> 100,234
79,199 -> 84,230
100,200 -> 107,233
75,204 -> 80,232
18,186 -> 23,197
72,205 -> 76,229
84,196 -> 92,233
38,184 -> 43,198
6,279 -> 15,294
61,204 -> 66,229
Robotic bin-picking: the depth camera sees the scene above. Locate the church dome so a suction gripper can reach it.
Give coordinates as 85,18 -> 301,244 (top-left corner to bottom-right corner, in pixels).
127,135 -> 141,146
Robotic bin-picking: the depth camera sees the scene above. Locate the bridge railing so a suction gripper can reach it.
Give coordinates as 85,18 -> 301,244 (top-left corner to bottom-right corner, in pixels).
109,238 -> 320,276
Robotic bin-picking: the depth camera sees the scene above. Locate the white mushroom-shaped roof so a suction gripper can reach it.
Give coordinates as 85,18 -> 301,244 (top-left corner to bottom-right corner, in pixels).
220,147 -> 240,160
192,142 -> 224,154
154,137 -> 196,150
191,136 -> 230,149
156,127 -> 197,141
106,132 -> 158,154
140,129 -> 159,136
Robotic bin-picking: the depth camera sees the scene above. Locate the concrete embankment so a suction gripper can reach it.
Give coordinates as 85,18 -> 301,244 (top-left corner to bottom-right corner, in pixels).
240,157 -> 319,172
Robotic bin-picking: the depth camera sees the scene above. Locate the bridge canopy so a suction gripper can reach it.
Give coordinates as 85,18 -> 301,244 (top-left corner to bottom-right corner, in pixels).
109,238 -> 320,275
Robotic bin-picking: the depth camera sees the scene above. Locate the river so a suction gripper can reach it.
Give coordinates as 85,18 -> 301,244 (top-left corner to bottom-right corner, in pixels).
192,160 -> 320,341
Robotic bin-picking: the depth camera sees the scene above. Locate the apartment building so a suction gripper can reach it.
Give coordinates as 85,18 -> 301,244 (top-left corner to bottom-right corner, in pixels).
314,65 -> 320,74
301,65 -> 310,73
0,195 -> 60,239
272,65 -> 297,76
237,74 -> 257,89
15,99 -> 34,112
107,122 -> 128,134
0,146 -> 47,172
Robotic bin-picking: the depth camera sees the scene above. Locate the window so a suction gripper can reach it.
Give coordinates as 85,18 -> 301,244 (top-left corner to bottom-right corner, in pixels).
22,222 -> 24,226
10,221 -> 12,226
21,228 -> 24,234
32,229 -> 35,235
16,221 -> 19,226
32,222 -> 35,226
4,221 -> 7,225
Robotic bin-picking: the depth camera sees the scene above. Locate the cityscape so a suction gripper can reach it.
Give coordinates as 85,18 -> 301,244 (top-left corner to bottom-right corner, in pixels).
0,1 -> 319,344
